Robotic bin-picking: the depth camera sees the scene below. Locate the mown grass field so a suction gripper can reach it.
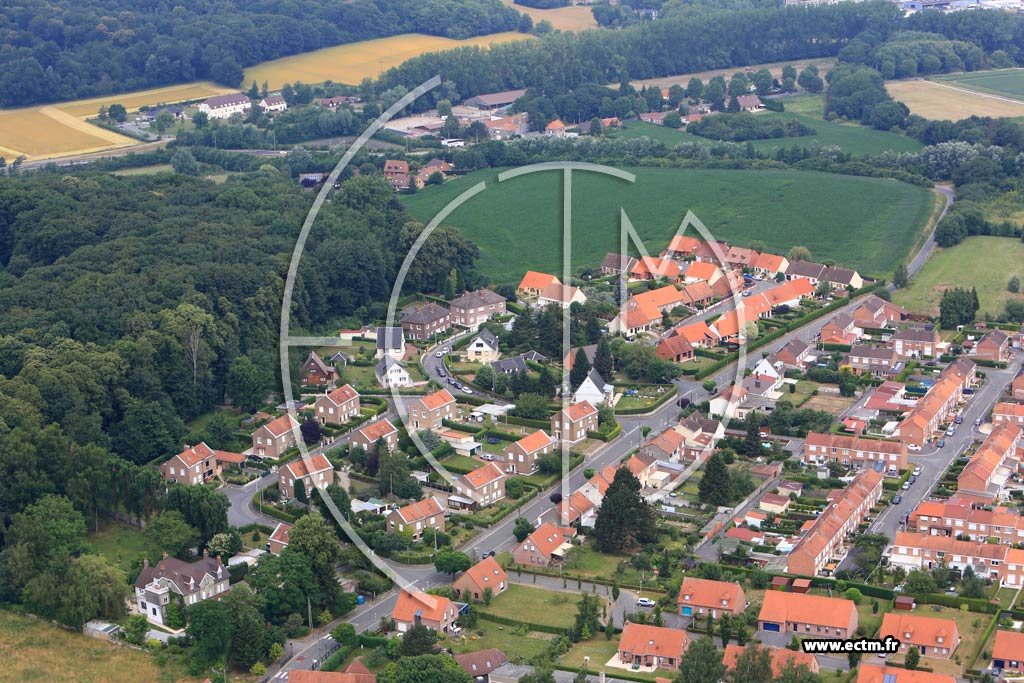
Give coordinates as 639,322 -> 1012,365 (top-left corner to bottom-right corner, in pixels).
499,0 -> 597,31
87,520 -> 151,571
608,95 -> 922,156
402,166 -> 934,283
893,236 -> 1024,318
935,68 -> 1024,99
479,584 -> 581,628
0,609 -> 194,683
244,32 -> 530,89
888,78 -> 1024,120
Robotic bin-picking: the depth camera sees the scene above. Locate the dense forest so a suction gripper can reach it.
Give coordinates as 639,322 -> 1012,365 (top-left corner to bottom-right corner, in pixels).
0,0 -> 524,107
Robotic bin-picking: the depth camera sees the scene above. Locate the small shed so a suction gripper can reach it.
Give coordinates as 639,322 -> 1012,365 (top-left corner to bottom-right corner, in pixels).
83,620 -> 122,642
771,576 -> 790,590
894,596 -> 916,611
791,578 -> 812,594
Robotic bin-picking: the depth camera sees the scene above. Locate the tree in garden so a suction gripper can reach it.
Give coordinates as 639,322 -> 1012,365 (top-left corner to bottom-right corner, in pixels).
107,103 -> 127,122
379,653 -> 473,683
513,516 -> 535,542
570,347 -> 591,390
301,418 -> 323,444
399,623 -> 439,656
187,599 -> 234,663
573,593 -> 602,641
513,393 -> 549,419
903,569 -> 938,595
893,262 -> 909,289
939,287 -> 979,328
295,479 -> 308,503
905,645 -> 920,670
593,337 -> 614,379
592,467 -> 656,553
664,111 -> 683,128
787,246 -> 812,262
434,551 -> 472,577
732,645 -> 772,683
698,452 -> 733,507
226,355 -> 269,412
676,637 -> 725,683
686,77 -> 704,101
144,510 -> 200,559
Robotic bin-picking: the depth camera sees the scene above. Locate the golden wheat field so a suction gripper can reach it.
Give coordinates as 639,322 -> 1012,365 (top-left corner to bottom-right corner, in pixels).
244,32 -> 531,89
54,81 -> 235,118
498,0 -> 597,31
887,79 -> 1024,120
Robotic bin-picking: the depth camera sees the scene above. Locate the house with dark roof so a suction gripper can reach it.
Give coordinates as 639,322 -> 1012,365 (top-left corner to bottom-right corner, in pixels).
450,289 -> 507,329
135,552 -> 229,626
574,369 -> 614,406
892,327 -> 941,359
821,265 -> 863,290
846,345 -> 898,377
491,351 -> 546,375
375,327 -> 405,360
259,94 -> 287,113
302,351 -> 337,386
466,329 -> 500,362
197,93 -> 251,119
375,356 -> 411,388
784,260 -> 827,284
464,89 -> 527,111
400,302 -> 451,341
975,329 -> 1010,362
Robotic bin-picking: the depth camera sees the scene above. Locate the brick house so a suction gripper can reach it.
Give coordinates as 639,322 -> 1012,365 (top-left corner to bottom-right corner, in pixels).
268,522 -> 291,555
159,442 -> 245,485
451,462 -> 506,508
504,430 -> 555,475
758,591 -> 858,638
350,418 -> 399,453
383,159 -> 409,181
820,313 -> 861,345
302,351 -> 337,386
1013,372 -> 1024,401
401,302 -> 451,341
846,345 -> 898,377
976,329 -> 1010,362
657,335 -> 695,363
852,295 -> 906,329
803,432 -> 908,475
662,235 -> 700,260
452,556 -> 507,602
251,414 -> 300,459
889,532 -> 1007,580
880,613 -> 960,659
391,589 -> 458,633
406,389 -> 456,431
386,497 -> 445,541
856,665 -> 953,683
617,623 -> 689,670
450,289 -> 507,329
723,646 -> 819,678
517,271 -> 560,298
992,630 -> 1024,674
513,523 -> 576,566
677,577 -> 746,618
135,553 -> 229,626
892,328 -> 941,359
279,454 -> 334,500
550,401 -> 598,443
993,402 -> 1024,426
314,384 -> 360,426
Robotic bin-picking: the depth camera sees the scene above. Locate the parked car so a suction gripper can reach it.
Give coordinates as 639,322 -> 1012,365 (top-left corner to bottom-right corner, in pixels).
913,466 -> 922,476
893,494 -> 902,505
908,443 -> 922,452
435,351 -> 445,358
955,415 -> 963,425
463,387 -> 474,395
908,475 -> 916,484
481,454 -> 495,461
742,290 -> 752,297
901,481 -> 910,490
637,598 -> 656,608
937,439 -> 946,448
946,427 -> 955,437
975,418 -> 983,426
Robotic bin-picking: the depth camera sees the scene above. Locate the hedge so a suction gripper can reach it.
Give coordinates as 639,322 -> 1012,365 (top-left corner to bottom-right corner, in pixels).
250,491 -> 298,524
390,550 -> 435,565
442,418 -> 486,434
359,633 -> 389,648
819,342 -> 853,352
556,666 -> 652,683
320,644 -> 356,672
502,415 -> 551,429
476,611 -> 565,635
914,593 -> 998,614
614,384 -> 678,415
588,422 -> 622,442
972,613 -> 1000,669
506,301 -> 526,315
238,522 -> 274,535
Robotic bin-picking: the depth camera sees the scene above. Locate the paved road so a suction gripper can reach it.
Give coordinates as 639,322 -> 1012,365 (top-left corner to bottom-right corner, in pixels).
903,185 -> 954,283
224,472 -> 280,527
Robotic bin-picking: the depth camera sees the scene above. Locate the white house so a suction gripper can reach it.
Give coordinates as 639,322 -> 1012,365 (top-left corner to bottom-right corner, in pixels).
376,327 -> 405,360
196,93 -> 251,119
259,94 -> 287,113
376,356 -> 411,388
465,329 -> 501,363
574,369 -> 614,406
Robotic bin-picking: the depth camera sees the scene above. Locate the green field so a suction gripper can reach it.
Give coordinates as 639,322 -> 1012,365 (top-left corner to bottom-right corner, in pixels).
935,68 -> 1024,99
608,96 -> 922,156
894,236 -> 1024,318
87,520 -> 151,570
402,166 -> 935,283
479,584 -> 581,628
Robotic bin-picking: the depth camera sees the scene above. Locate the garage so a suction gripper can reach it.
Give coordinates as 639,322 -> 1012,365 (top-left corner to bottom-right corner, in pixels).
762,622 -> 781,632
681,606 -> 692,616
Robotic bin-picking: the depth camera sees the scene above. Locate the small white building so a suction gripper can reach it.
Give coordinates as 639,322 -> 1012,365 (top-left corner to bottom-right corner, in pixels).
259,94 -> 287,113
376,356 -> 411,388
574,369 -> 614,406
196,93 -> 251,119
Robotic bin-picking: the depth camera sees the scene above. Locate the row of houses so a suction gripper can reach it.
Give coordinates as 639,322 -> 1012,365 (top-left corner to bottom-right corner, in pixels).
196,92 -> 287,119
956,421 -> 1023,500
898,358 -> 977,447
399,289 -> 507,340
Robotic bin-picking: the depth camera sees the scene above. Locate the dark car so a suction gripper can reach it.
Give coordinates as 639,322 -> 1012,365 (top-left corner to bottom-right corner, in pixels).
893,494 -> 902,505
937,439 -> 946,448
438,368 -> 447,378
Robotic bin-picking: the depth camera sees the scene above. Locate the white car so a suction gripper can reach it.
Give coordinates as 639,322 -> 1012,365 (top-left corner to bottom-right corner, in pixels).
435,351 -> 445,358
637,597 -> 657,608
463,387 -> 474,395
907,443 -> 921,452
913,466 -> 922,476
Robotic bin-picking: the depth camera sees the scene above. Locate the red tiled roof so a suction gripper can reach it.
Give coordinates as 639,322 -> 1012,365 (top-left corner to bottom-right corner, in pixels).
562,401 -> 597,422
357,418 -> 397,442
456,557 -> 507,595
525,523 -> 576,556
420,389 -> 456,410
618,622 -> 688,660
283,454 -> 333,480
262,413 -> 300,437
518,271 -> 559,291
325,384 -> 359,406
463,462 -> 505,489
393,496 -> 444,523
513,430 -> 553,454
759,590 -> 856,630
392,589 -> 454,623
856,665 -> 953,683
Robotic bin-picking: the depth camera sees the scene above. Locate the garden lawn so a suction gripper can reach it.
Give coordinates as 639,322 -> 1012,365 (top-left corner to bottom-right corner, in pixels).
893,236 -> 1024,318
562,637 -> 654,676
450,625 -> 552,661
892,603 -> 992,676
402,167 -> 933,284
479,584 -> 581,629
87,520 -> 151,570
439,454 -> 484,474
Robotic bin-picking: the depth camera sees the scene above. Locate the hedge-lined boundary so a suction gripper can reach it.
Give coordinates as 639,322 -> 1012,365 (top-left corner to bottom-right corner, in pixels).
589,422 -> 622,442
476,610 -> 565,635
915,593 -> 998,614
614,384 -> 677,415
250,491 -> 298,524
503,415 -> 551,429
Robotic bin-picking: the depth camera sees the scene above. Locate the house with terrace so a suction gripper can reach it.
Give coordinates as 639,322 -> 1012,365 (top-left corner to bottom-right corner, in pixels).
758,591 -> 858,638
616,623 -> 689,671
314,384 -> 360,426
135,553 -> 229,626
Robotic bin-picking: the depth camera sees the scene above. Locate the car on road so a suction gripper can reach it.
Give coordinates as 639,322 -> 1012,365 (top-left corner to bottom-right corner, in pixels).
482,454 -> 495,461
438,368 -> 447,378
975,418 -> 982,426
463,387 -> 474,395
913,466 -> 922,476
908,475 -> 916,484
893,494 -> 902,505
937,439 -> 946,448
907,443 -> 921,452
955,415 -> 963,425
446,377 -> 457,386
435,351 -> 445,358
946,427 -> 955,437
742,290 -> 752,297
901,481 -> 910,490
637,598 -> 656,608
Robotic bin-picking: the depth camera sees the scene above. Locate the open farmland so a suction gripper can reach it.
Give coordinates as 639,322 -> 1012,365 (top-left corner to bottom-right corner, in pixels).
244,32 -> 530,89
893,236 -> 1024,318
0,609 -> 195,683
631,59 -> 835,91
934,68 -> 1024,99
887,78 -> 1024,120
498,0 -> 597,31
53,81 -> 235,118
401,166 -> 935,283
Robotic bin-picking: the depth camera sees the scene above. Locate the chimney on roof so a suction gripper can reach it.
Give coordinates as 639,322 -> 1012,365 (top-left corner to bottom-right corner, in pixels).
183,444 -> 191,450
190,576 -> 195,591
203,548 -> 208,557
162,550 -> 169,560
143,557 -> 149,568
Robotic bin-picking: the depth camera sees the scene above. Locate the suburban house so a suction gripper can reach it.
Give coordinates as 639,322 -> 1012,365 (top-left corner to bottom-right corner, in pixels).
674,321 -> 720,349
314,384 -> 360,426
268,522 -> 291,555
709,385 -> 748,421
656,335 -> 695,363
375,327 -> 405,360
786,470 -> 883,577
616,622 -> 689,671
135,553 -> 229,626
302,351 -> 337,386
557,491 -> 597,528
759,493 -> 791,514
513,523 -> 576,566
550,401 -> 598,444
290,662 -> 377,683
601,253 -> 638,276
820,313 -> 861,345
751,252 -> 789,277
450,289 -> 507,329
503,430 -> 555,475
407,389 -> 456,431
492,351 -> 546,375
892,328 -> 941,359
856,665 -> 954,683
375,356 -> 411,388
909,499 -> 1024,545
803,432 -> 908,475
724,245 -> 759,270
574,369 -> 614,406
629,256 -> 682,282
723,646 -> 819,678
464,88 -> 526,111
452,462 -> 507,508
452,556 -> 507,603
676,577 -> 746,618
639,111 -> 668,124
537,282 -> 586,309
279,454 -> 334,500
821,265 -> 863,290
386,497 -> 446,541
466,329 -> 501,362
846,345 -> 898,377
683,261 -> 723,285
679,281 -> 714,309
1014,372 -> 1024,401
957,421 -> 1021,498
400,302 -> 451,341
545,118 -> 567,136
197,93 -> 251,119
758,591 -> 858,638
662,235 -> 701,259
350,418 -> 399,452
736,94 -> 764,111
251,413 -> 300,459
888,531 -> 1007,580
454,649 -> 508,683
259,94 -> 287,112
899,360 -> 975,447
391,589 -> 458,633
992,630 -> 1024,674
770,338 -> 813,370
852,296 -> 906,329
159,442 -> 245,486
318,95 -> 350,108
693,240 -> 728,264
993,401 -> 1024,426
484,114 -> 529,139
677,414 -> 724,463
784,260 -> 828,285
383,159 -> 409,182
879,613 -> 960,659
975,329 -> 1010,362
517,271 -> 560,298
642,429 -> 685,463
